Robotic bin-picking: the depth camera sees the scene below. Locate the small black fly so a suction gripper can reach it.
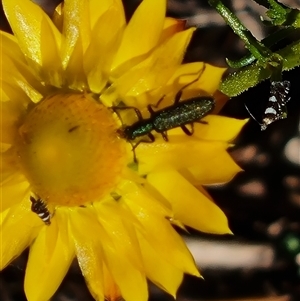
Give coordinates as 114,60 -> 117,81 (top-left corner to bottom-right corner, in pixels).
113,80 -> 215,161
30,195 -> 51,225
245,80 -> 291,131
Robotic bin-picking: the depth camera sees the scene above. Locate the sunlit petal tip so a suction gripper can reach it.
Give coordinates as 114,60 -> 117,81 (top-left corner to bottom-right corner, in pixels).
197,64 -> 227,95
3,0 -> 61,73
194,116 -> 248,142
111,0 -> 167,70
160,18 -> 187,42
164,17 -> 186,31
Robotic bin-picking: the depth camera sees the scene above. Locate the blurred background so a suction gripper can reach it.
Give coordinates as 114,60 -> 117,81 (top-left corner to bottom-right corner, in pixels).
1,0 -> 300,300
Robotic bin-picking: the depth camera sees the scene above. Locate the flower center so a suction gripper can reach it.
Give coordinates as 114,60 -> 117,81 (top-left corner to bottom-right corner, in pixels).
17,93 -> 126,206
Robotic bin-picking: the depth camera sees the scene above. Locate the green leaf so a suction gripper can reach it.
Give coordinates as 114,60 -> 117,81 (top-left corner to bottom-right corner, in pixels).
220,40 -> 300,97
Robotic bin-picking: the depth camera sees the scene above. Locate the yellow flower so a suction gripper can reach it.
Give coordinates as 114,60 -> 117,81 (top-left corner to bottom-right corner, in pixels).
0,0 -> 247,301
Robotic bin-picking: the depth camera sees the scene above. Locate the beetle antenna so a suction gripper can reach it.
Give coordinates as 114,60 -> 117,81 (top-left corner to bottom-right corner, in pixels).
244,103 -> 263,127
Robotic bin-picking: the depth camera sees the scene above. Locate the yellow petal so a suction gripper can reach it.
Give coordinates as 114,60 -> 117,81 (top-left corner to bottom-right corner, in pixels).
61,0 -> 90,68
139,237 -> 184,297
186,150 -> 242,185
136,136 -> 231,175
89,0 -> 125,29
150,62 -> 207,107
123,193 -> 199,276
0,100 -> 24,145
111,0 -> 166,72
147,170 -> 232,234
103,265 -> 122,301
1,79 -> 31,105
1,149 -> 19,182
168,62 -> 205,85
131,28 -> 196,107
192,116 -> 249,142
103,249 -> 146,301
39,16 -> 63,86
101,232 -> 148,301
1,172 -> 30,212
164,63 -> 226,98
64,35 -> 88,90
85,4 -> 125,93
198,64 -> 227,95
0,32 -> 45,102
0,200 -> 41,270
24,210 -> 74,301
69,208 -> 105,301
0,31 -> 28,66
3,0 -> 62,83
52,3 -> 63,31
119,180 -> 172,216
101,28 -> 195,107
96,200 -> 144,271
1,69 -> 44,104
160,18 -> 186,43
80,200 -> 148,301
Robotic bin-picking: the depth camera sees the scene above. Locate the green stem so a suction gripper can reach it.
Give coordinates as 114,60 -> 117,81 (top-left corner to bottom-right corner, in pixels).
220,40 -> 300,97
207,0 -> 273,62
227,27 -> 297,68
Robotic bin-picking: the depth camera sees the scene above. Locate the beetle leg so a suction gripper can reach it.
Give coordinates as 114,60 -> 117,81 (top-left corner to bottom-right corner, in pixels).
148,95 -> 166,115
174,90 -> 183,104
147,104 -> 155,114
195,120 -> 208,125
148,132 -> 155,142
111,106 -> 143,121
181,124 -> 194,136
131,134 -> 156,163
131,142 -> 139,163
173,64 -> 206,103
161,131 -> 168,141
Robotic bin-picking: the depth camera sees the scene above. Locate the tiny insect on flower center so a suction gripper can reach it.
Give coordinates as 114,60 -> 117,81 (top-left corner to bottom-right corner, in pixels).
16,93 -> 126,206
